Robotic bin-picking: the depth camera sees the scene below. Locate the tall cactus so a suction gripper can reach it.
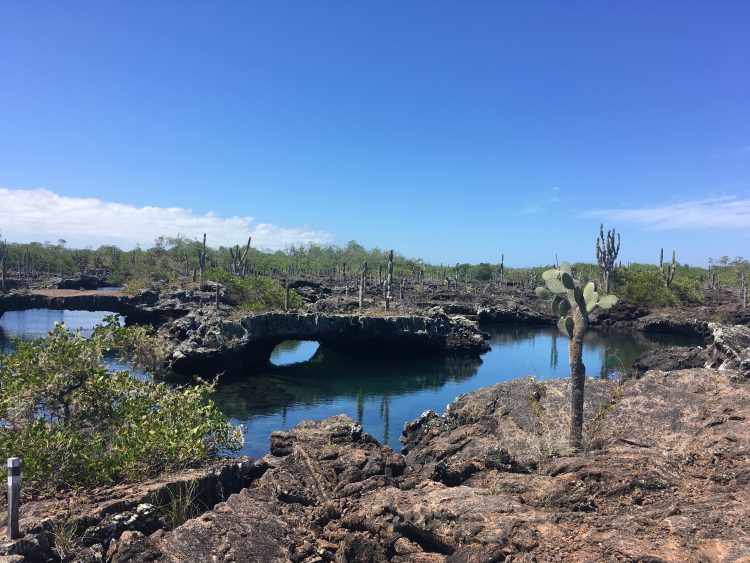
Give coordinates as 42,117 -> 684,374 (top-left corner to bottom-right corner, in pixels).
536,261 -> 618,449
595,224 -> 620,294
229,237 -> 251,277
359,261 -> 367,310
385,250 -> 394,312
0,238 -> 7,292
660,248 -> 676,288
199,233 -> 207,285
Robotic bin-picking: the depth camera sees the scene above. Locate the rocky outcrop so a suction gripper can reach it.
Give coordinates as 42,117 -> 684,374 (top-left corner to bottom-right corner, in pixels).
104,367 -> 749,562
632,322 -> 750,377
0,459 -> 262,563
636,312 -> 711,338
706,322 -> 750,377
57,274 -> 103,290
164,308 -> 490,377
633,345 -> 709,372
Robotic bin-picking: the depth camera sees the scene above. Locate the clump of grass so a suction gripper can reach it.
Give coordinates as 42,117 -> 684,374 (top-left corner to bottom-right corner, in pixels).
159,480 -> 202,530
49,515 -> 78,561
487,481 -> 503,495
525,384 -> 575,463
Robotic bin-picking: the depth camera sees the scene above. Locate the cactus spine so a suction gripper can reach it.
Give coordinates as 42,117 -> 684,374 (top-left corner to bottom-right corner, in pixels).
595,224 -> 620,293
535,261 -> 618,449
660,248 -> 676,288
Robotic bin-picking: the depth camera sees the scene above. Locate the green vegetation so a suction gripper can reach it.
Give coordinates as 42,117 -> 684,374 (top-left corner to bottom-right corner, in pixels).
615,265 -> 704,308
0,322 -> 243,496
209,269 -> 304,310
535,262 -> 617,449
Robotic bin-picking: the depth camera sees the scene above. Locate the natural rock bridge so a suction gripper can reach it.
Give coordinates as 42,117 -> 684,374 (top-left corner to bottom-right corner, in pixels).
164,311 -> 491,377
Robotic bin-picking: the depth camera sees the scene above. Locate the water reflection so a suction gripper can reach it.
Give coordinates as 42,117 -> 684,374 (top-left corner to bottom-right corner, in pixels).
270,340 -> 320,366
0,312 -> 702,458
213,325 -> 701,456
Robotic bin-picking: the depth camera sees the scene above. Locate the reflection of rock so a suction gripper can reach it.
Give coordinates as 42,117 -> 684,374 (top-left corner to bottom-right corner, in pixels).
211,349 -> 483,419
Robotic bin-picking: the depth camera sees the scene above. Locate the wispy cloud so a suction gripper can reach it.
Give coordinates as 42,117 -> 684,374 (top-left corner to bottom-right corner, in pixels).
522,187 -> 562,214
586,196 -> 750,230
741,145 -> 750,154
0,188 -> 334,249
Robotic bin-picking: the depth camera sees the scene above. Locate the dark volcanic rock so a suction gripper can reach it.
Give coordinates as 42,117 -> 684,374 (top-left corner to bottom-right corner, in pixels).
589,301 -> 650,328
165,310 -> 490,377
637,313 -> 710,338
58,274 -> 103,290
633,345 -> 708,373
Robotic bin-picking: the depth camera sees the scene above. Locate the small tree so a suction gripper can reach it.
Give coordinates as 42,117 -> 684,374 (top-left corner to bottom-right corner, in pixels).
536,262 -> 617,449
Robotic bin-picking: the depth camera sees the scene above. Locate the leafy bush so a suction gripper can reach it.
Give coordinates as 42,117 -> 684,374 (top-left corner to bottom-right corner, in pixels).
0,323 -> 243,496
615,265 -> 704,308
208,269 -> 304,310
617,266 -> 677,308
669,278 -> 704,304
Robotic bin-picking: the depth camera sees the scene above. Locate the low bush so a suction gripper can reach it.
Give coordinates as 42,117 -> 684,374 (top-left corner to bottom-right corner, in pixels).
0,323 -> 243,496
208,269 -> 304,310
614,265 -> 704,308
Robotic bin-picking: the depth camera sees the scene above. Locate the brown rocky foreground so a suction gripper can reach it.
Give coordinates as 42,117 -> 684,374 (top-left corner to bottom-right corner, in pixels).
6,365 -> 739,562
2,321 -> 749,562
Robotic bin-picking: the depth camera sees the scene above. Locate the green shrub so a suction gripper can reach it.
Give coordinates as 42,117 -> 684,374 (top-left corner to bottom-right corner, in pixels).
123,275 -> 153,294
0,323 -> 243,496
617,266 -> 677,308
208,269 -> 304,311
669,278 -> 704,304
615,265 -> 704,308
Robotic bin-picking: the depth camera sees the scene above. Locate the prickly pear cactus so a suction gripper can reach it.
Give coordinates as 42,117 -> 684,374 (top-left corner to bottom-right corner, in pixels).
536,262 -> 617,341
536,261 -> 618,448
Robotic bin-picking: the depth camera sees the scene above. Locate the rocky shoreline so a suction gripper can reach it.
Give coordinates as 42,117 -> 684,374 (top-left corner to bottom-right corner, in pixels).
2,322 -> 748,562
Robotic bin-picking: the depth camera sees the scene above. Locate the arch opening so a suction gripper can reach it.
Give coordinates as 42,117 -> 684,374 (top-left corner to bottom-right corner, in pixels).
269,340 -> 321,366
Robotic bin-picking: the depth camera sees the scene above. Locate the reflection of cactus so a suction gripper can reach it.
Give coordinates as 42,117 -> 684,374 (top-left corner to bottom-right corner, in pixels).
536,261 -> 618,449
596,224 -> 620,293
660,248 -> 676,288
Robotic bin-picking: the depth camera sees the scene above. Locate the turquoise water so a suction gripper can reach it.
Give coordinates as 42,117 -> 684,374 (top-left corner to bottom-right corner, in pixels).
0,310 -> 702,457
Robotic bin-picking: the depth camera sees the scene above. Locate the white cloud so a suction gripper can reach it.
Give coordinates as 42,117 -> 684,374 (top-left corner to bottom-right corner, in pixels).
587,196 -> 750,230
0,188 -> 334,249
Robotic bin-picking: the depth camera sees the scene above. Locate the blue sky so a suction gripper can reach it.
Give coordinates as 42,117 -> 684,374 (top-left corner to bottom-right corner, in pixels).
1,1 -> 749,266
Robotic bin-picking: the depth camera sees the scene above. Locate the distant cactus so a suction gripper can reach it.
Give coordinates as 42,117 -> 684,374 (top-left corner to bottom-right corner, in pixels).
660,248 -> 676,288
199,233 -> 207,285
0,238 -> 6,292
535,261 -> 618,449
229,237 -> 251,277
359,261 -> 367,310
385,250 -> 394,312
595,224 -> 620,294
